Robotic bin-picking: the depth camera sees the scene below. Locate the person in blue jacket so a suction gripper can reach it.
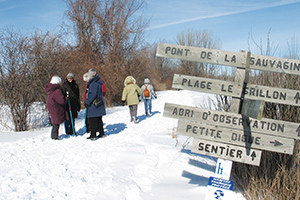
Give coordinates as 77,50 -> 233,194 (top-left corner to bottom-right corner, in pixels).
84,68 -> 106,140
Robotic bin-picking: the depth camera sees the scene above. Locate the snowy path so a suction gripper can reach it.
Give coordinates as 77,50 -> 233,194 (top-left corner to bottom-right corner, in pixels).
0,90 -> 245,200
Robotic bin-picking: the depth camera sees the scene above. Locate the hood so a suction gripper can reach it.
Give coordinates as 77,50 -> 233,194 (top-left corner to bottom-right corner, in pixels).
88,74 -> 103,86
124,76 -> 136,86
45,83 -> 61,95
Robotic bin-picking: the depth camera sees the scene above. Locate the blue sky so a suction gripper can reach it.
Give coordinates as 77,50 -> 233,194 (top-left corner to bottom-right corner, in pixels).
1,0 -> 300,56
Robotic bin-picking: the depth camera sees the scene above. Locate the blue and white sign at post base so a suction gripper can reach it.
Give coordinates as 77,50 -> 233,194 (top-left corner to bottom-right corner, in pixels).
205,177 -> 234,200
215,159 -> 232,180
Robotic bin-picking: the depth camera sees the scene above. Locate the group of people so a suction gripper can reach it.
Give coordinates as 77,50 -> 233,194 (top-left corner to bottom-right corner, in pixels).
45,69 -> 156,140
121,76 -> 157,123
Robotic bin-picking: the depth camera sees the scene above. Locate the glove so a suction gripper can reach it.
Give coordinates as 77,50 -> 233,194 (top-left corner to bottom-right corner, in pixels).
154,95 -> 157,99
84,102 -> 89,108
122,101 -> 125,106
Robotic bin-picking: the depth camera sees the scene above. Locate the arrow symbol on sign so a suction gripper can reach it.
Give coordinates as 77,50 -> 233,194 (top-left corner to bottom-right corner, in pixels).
250,151 -> 256,161
297,125 -> 300,137
270,140 -> 283,146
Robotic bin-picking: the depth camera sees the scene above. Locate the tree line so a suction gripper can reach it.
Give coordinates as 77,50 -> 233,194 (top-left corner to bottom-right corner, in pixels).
0,0 -> 221,132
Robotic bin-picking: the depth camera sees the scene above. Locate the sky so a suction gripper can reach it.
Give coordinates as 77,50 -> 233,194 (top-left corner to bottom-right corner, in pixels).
0,90 -> 245,200
1,0 -> 300,56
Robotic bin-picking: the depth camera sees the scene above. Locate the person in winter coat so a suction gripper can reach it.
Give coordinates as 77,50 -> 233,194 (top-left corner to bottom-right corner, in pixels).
122,76 -> 141,123
83,72 -> 91,134
45,75 -> 67,140
141,78 -> 157,116
61,72 -> 80,135
83,71 -> 107,134
83,72 -> 106,100
84,68 -> 106,140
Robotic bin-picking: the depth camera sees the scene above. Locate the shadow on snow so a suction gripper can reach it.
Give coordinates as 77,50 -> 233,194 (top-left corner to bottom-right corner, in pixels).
104,123 -> 127,136
59,122 -> 127,140
137,110 -> 160,123
180,148 -> 217,186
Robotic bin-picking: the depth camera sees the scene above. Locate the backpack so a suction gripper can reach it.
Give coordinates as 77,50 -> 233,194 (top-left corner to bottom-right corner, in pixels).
144,85 -> 150,97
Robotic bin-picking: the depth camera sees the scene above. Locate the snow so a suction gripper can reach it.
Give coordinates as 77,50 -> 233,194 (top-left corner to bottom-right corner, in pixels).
0,90 -> 245,200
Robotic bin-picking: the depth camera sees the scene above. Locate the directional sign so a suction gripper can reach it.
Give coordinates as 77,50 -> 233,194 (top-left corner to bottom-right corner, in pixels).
192,138 -> 262,166
245,83 -> 300,107
177,120 -> 294,154
163,103 -> 300,140
172,74 -> 242,97
250,54 -> 300,76
172,74 -> 300,106
156,43 -> 250,68
156,43 -> 300,75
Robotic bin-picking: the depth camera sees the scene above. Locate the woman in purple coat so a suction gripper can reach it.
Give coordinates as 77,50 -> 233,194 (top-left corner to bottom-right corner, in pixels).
45,75 -> 67,140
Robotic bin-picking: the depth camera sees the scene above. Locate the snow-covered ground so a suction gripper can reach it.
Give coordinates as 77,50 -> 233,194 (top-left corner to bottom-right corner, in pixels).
0,90 -> 245,200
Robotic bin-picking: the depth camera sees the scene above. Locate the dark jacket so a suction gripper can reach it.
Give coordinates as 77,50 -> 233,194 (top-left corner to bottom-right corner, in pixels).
85,75 -> 106,118
62,79 -> 80,119
45,83 -> 67,125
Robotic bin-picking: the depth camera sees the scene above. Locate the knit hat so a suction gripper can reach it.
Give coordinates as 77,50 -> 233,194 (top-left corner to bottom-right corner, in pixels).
144,78 -> 150,84
83,72 -> 91,82
50,75 -> 62,84
66,72 -> 74,79
88,68 -> 97,78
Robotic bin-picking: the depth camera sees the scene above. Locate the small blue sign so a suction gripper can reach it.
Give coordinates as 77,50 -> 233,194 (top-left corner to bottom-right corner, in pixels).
208,177 -> 234,191
214,190 -> 224,199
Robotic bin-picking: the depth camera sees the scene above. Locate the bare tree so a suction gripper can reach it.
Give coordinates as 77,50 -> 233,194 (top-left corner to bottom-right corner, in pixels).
0,29 -> 34,131
29,32 -> 68,104
65,0 -> 148,105
176,30 -> 220,76
0,27 -> 71,131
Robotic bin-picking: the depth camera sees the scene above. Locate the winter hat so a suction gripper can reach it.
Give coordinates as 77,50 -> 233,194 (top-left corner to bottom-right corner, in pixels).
144,78 -> 150,84
50,75 -> 62,84
66,72 -> 74,79
88,68 -> 97,78
83,72 -> 91,82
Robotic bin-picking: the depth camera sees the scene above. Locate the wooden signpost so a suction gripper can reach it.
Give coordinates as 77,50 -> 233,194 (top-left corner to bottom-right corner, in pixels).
157,42 -> 299,169
172,74 -> 243,98
156,43 -> 250,68
163,103 -> 300,140
156,43 -> 300,75
192,138 -> 261,166
250,54 -> 300,75
177,120 -> 294,154
172,74 -> 300,106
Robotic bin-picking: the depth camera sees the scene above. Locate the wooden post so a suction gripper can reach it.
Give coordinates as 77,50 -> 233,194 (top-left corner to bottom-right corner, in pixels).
215,51 -> 251,180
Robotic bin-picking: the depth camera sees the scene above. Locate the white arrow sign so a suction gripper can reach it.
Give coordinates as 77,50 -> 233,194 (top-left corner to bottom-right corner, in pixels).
177,120 -> 294,154
192,138 -> 262,166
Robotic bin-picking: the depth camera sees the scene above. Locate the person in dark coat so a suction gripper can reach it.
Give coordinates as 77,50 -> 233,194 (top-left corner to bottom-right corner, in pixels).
45,75 -> 67,140
62,72 -> 80,135
83,71 -> 107,134
84,68 -> 106,140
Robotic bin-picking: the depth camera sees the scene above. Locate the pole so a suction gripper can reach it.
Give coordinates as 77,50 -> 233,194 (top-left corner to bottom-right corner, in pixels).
68,98 -> 76,136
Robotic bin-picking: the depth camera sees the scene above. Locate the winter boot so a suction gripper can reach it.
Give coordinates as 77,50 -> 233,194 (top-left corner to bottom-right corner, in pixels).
133,116 -> 138,124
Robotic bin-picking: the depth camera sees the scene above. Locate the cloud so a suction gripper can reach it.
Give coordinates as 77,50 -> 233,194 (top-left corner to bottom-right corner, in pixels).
146,1 -> 300,30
